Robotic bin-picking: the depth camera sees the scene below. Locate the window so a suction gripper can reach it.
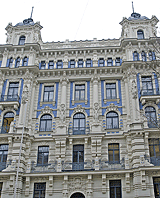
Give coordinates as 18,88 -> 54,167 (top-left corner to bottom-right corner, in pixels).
107,58 -> 113,66
48,61 -> 54,69
106,83 -> 117,99
37,146 -> 49,165
141,51 -> 146,61
22,57 -> 28,66
106,112 -> 119,129
0,183 -> 2,197
137,30 -> 144,39
73,145 -> 84,170
33,183 -> 46,198
57,60 -> 63,69
40,61 -> 46,70
70,59 -> 75,68
149,51 -> 156,61
153,177 -> 160,198
99,58 -> 105,67
141,76 -> 153,95
73,113 -> 85,135
86,59 -> 92,67
7,82 -> 19,100
115,58 -> 121,66
149,139 -> 160,165
70,193 -> 85,198
43,86 -> 54,102
0,145 -> 8,168
15,57 -> 20,68
18,36 -> 25,45
8,57 -> 13,68
108,143 -> 120,163
39,114 -> 52,131
75,84 -> 85,101
110,180 -> 121,198
2,112 -> 14,133
78,59 -> 83,68
145,106 -> 157,128
133,51 -> 139,61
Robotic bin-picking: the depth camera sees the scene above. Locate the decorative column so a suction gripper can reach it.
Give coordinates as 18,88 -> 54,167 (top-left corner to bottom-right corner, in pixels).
1,48 -> 8,67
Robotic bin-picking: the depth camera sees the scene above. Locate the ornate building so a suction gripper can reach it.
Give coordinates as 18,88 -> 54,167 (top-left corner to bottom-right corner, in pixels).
0,10 -> 159,198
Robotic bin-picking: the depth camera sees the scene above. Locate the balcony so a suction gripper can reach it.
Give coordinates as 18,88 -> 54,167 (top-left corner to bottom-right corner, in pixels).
140,88 -> 160,105
0,94 -> 20,110
68,127 -> 90,135
62,161 -> 94,171
99,159 -> 125,170
31,162 -> 56,173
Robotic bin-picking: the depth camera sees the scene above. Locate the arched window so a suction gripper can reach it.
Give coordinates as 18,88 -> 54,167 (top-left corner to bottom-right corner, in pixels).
8,57 -> 13,68
39,114 -> 52,131
133,51 -> 139,61
2,112 -> 14,133
18,36 -> 25,45
73,113 -> 85,135
70,192 -> 85,198
106,112 -> 119,129
137,30 -> 144,39
22,57 -> 28,66
15,57 -> 20,68
149,51 -> 156,61
145,106 -> 157,128
141,51 -> 146,62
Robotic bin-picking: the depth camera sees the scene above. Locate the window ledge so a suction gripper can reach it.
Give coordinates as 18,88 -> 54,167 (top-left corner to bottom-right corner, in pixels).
72,100 -> 88,105
40,101 -> 56,107
104,98 -> 120,104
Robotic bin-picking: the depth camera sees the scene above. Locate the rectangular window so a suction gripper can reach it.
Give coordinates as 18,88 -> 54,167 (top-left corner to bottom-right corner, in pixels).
107,58 -> 113,66
40,61 -> 46,70
106,83 -> 116,99
7,82 -> 19,100
149,139 -> 160,166
37,146 -> 49,165
99,58 -> 105,67
108,143 -> 119,163
115,58 -> 121,66
43,86 -> 54,102
110,180 -> 121,198
75,84 -> 85,101
0,183 -> 2,197
48,61 -> 54,69
0,145 -> 8,171
57,60 -> 63,69
70,59 -> 75,68
86,59 -> 92,67
78,59 -> 83,68
141,76 -> 153,95
73,145 -> 84,170
33,183 -> 46,198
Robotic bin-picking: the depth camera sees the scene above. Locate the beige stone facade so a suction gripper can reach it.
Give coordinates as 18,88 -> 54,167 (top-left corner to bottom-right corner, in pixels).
0,12 -> 159,198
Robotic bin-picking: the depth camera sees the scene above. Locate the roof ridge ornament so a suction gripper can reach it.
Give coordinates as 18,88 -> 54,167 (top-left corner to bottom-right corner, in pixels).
30,6 -> 34,19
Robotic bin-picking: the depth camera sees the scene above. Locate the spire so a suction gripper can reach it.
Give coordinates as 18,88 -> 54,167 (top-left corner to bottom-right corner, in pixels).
30,6 -> 34,19
131,1 -> 141,18
132,1 -> 134,13
23,7 -> 34,25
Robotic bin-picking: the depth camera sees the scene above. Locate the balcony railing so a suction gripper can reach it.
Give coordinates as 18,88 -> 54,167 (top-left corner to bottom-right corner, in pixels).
150,156 -> 160,166
140,88 -> 160,96
100,159 -> 125,170
31,162 -> 56,173
68,127 -> 90,135
0,162 -> 7,171
0,94 -> 19,102
0,126 -> 10,134
62,161 -> 94,171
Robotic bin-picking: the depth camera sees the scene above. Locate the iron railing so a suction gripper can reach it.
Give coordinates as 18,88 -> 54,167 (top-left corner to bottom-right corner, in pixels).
68,127 -> 90,135
0,126 -> 10,134
0,94 -> 19,102
31,162 -> 56,173
100,159 -> 125,170
62,161 -> 94,171
140,88 -> 160,96
0,162 -> 7,171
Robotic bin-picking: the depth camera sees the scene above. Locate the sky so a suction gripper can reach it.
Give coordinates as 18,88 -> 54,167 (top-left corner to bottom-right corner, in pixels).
0,0 -> 160,44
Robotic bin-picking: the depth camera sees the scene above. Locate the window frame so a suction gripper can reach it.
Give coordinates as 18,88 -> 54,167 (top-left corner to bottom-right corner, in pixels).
106,111 -> 119,129
107,58 -> 113,66
48,60 -> 54,69
137,30 -> 144,39
145,106 -> 157,128
108,143 -> 120,163
72,81 -> 88,105
69,59 -> 75,68
73,144 -> 84,170
56,60 -> 63,69
4,80 -> 21,100
140,74 -> 156,96
15,57 -> 20,68
37,146 -> 49,166
141,51 -> 147,62
40,61 -> 46,70
22,57 -> 28,66
104,80 -> 120,104
0,144 -> 8,163
109,180 -> 122,198
33,183 -> 46,198
78,59 -> 83,68
2,112 -> 14,133
98,58 -> 105,67
115,57 -> 121,66
86,58 -> 92,67
39,114 -> 52,132
73,113 -> 86,135
8,57 -> 13,68
18,36 -> 25,45
133,51 -> 139,61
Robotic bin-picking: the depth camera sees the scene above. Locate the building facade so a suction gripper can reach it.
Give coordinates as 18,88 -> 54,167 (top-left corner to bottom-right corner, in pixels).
0,11 -> 159,198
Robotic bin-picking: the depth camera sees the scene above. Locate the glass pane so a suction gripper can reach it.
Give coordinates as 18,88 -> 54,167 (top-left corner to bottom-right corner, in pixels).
46,120 -> 52,131
109,150 -> 113,161
73,151 -> 78,162
43,92 -> 48,101
79,151 -> 84,162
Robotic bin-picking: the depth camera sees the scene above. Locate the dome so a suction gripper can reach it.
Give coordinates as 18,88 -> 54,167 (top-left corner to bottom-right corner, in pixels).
128,12 -> 149,20
15,18 -> 35,27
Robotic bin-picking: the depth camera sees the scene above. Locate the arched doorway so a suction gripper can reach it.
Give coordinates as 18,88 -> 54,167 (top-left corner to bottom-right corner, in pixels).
70,192 -> 85,198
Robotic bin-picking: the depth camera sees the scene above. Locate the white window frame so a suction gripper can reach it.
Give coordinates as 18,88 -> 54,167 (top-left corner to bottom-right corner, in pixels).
40,83 -> 56,107
139,74 -> 156,94
104,80 -> 120,104
5,79 -> 22,97
72,81 -> 88,105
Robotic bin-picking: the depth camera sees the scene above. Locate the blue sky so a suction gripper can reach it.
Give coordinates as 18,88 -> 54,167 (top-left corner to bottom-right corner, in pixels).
0,0 -> 160,43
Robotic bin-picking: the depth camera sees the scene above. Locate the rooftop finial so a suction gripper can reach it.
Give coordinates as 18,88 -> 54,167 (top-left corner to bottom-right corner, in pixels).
30,6 -> 34,19
132,1 -> 134,13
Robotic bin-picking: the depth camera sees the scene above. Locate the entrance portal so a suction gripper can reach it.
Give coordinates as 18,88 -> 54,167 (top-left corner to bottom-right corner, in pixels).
70,192 -> 85,198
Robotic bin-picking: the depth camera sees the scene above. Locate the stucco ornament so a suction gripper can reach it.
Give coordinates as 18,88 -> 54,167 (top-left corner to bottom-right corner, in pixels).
93,102 -> 99,123
59,104 -> 66,124
131,79 -> 137,99
68,177 -> 87,193
22,85 -> 29,104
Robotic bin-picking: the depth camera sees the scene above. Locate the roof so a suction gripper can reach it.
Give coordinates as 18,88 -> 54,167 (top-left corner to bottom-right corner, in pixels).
15,18 -> 35,27
128,12 -> 149,20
